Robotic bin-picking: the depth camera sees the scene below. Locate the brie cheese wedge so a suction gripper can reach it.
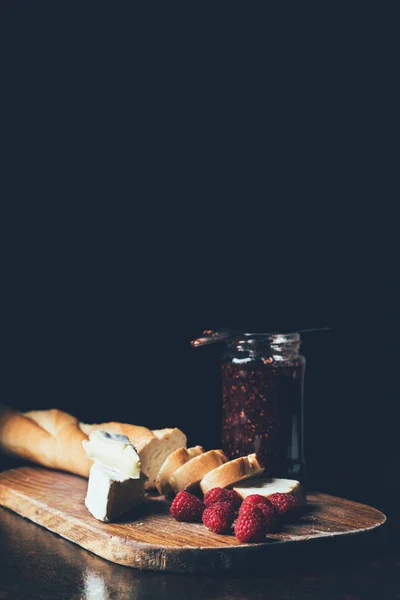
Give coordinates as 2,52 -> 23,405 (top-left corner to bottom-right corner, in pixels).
82,430 -> 141,479
85,462 -> 145,522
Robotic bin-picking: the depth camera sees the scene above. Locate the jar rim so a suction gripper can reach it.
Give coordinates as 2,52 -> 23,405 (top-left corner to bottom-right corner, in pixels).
235,332 -> 301,345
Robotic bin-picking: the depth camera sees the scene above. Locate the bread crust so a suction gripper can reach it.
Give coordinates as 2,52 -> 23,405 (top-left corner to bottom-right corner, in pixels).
199,453 -> 264,494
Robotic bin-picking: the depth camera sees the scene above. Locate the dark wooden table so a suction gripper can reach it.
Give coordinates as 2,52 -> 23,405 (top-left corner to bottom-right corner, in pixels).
0,466 -> 398,600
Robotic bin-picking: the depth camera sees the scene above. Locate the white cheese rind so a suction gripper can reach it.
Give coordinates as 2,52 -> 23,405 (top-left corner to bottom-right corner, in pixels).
85,463 -> 145,522
232,477 -> 306,504
82,430 -> 141,479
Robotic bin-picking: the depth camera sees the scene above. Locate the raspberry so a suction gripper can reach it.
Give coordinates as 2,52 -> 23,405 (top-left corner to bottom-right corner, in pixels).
239,496 -> 278,531
224,489 -> 243,510
204,487 -> 229,507
170,491 -> 205,522
238,502 -> 260,516
257,503 -> 278,531
203,487 -> 242,510
234,504 -> 267,543
268,493 -> 301,519
202,501 -> 235,534
243,494 -> 273,508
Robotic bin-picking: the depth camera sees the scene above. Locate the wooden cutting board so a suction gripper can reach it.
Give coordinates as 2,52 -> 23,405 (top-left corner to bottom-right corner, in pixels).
0,467 -> 386,574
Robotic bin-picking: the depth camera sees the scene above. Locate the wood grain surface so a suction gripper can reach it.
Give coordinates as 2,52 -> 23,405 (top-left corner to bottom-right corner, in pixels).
0,467 -> 387,574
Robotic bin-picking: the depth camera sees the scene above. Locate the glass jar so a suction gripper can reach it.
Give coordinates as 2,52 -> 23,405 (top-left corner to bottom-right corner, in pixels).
221,332 -> 306,480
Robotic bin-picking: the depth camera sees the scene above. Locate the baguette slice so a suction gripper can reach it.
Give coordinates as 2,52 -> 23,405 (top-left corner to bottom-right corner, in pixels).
232,477 -> 307,504
145,427 -> 188,489
156,445 -> 204,495
170,449 -> 227,493
199,453 -> 264,494
80,422 -> 187,489
152,428 -> 184,440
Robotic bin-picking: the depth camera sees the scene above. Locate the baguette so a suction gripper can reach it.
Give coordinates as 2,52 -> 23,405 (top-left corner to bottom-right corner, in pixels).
0,405 -> 92,478
0,406 -> 187,488
156,445 -> 204,495
199,453 -> 264,494
170,449 -> 227,493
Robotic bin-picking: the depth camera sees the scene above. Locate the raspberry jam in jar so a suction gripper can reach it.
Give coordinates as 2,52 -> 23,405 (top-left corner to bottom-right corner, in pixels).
221,332 -> 306,479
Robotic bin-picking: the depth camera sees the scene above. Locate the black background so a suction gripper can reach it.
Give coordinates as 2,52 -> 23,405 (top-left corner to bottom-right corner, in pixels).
0,3 -> 393,501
